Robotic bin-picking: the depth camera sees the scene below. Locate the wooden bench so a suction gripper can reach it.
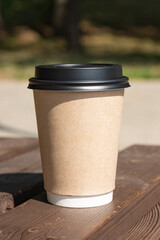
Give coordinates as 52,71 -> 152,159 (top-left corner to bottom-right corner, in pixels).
0,138 -> 159,239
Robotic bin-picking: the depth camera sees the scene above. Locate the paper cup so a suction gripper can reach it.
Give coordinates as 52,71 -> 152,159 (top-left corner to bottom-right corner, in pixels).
28,64 -> 130,208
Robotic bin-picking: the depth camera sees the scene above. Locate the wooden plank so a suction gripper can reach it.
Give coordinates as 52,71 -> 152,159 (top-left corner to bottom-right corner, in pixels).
118,202 -> 160,240
0,145 -> 159,239
0,147 -> 43,210
0,138 -> 39,163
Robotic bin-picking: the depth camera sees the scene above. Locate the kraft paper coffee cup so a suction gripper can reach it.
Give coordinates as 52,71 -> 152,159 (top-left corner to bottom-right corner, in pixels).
28,64 -> 130,208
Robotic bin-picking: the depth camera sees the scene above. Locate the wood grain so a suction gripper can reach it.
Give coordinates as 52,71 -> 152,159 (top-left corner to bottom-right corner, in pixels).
118,202 -> 160,240
0,145 -> 159,239
0,138 -> 39,163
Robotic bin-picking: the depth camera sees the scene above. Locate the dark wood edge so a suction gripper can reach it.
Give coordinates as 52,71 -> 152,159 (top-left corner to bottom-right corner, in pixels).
0,192 -> 14,214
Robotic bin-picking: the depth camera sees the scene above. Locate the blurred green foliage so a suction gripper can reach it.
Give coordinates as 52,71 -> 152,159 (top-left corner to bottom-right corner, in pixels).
1,0 -> 160,34
0,0 -> 160,80
2,0 -> 53,32
1,33 -> 160,80
81,0 -> 160,29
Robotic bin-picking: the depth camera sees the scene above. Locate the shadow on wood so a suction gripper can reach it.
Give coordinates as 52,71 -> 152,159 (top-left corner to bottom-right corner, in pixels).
0,173 -> 44,208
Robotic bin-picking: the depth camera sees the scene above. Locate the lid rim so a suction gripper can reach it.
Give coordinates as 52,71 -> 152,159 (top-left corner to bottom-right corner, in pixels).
28,82 -> 130,91
29,76 -> 129,84
35,63 -> 122,69
28,63 -> 130,91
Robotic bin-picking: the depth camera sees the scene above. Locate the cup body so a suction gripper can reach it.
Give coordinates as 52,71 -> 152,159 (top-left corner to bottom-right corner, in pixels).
34,89 -> 124,200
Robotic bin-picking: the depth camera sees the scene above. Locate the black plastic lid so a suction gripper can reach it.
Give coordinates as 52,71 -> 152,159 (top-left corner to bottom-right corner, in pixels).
28,64 -> 130,91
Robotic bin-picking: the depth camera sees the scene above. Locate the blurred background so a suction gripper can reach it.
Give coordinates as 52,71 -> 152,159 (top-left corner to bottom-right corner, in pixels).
0,0 -> 159,149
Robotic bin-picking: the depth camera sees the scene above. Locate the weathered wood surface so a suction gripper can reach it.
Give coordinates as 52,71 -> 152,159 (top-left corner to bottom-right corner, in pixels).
0,138 -> 38,163
0,192 -> 14,214
119,202 -> 160,240
0,145 -> 159,239
0,138 -> 43,211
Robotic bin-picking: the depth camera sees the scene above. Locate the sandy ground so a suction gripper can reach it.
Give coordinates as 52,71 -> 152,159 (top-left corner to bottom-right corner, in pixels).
0,80 -> 159,150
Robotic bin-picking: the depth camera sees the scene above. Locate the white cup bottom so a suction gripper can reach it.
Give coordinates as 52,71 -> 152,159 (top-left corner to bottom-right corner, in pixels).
47,191 -> 113,208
